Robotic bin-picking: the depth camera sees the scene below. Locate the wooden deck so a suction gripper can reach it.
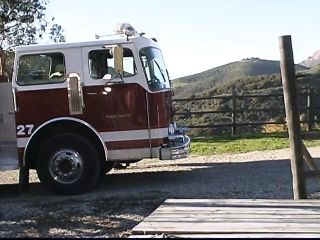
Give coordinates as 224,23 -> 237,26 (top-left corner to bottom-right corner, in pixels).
130,199 -> 320,238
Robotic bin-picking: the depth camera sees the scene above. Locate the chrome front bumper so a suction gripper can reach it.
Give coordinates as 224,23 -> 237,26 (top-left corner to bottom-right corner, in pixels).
159,134 -> 191,160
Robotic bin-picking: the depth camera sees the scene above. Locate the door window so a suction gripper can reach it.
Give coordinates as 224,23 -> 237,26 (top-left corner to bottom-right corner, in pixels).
88,48 -> 136,80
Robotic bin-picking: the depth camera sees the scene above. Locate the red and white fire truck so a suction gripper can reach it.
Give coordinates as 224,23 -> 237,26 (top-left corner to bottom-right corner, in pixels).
0,23 -> 190,195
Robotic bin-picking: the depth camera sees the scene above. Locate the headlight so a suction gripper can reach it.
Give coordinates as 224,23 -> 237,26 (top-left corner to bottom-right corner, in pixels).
168,123 -> 175,135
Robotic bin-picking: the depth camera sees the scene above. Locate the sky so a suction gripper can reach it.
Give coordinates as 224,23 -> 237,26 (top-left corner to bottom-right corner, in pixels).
46,0 -> 320,79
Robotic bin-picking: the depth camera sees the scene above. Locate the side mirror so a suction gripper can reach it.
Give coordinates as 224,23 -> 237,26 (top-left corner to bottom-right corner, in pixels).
113,45 -> 123,76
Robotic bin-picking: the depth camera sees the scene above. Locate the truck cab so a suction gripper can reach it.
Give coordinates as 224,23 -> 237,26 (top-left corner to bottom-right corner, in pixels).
0,24 -> 190,195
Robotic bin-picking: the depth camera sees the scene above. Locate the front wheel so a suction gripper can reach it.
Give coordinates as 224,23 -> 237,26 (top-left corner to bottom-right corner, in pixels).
36,133 -> 101,195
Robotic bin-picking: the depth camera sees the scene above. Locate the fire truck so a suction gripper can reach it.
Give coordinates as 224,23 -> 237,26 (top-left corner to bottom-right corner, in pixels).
0,23 -> 190,195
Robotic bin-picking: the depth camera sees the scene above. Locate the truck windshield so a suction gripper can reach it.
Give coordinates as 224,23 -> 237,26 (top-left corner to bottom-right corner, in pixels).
139,47 -> 170,91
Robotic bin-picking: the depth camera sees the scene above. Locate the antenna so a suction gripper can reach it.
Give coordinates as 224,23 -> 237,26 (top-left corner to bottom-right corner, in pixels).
95,33 -> 118,39
95,23 -> 142,40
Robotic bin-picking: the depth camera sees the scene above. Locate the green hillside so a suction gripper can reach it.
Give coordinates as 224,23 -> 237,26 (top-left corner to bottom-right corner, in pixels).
172,58 -> 308,98
172,59 -> 320,137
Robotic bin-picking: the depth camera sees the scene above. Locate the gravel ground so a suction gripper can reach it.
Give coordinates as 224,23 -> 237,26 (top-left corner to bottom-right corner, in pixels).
1,146 -> 320,238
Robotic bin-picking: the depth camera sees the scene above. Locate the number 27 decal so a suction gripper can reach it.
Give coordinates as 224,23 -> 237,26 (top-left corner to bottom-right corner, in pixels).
17,124 -> 34,136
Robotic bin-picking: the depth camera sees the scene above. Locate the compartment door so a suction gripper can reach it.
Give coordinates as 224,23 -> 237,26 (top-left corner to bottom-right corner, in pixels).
0,82 -> 18,170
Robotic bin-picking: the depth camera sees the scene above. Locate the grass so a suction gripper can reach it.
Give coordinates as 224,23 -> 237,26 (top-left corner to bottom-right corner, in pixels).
190,132 -> 320,155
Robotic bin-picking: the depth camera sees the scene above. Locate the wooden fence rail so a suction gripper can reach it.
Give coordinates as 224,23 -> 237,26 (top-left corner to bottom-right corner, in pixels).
172,88 -> 320,135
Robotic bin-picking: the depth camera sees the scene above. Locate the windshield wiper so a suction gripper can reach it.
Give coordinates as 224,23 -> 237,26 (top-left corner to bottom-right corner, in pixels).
154,59 -> 166,82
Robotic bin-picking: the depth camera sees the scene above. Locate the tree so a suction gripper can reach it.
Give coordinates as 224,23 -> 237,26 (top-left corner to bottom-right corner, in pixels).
0,0 -> 65,81
49,23 -> 65,43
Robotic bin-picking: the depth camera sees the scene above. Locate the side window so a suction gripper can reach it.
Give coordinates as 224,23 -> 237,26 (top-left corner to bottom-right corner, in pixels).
17,52 -> 66,86
88,48 -> 135,80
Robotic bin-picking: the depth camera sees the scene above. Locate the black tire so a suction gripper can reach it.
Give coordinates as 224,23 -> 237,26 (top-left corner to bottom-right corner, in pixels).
36,133 -> 101,195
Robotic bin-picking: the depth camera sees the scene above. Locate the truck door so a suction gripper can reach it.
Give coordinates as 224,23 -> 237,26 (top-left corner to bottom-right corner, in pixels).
81,45 -> 151,160
0,82 -> 18,171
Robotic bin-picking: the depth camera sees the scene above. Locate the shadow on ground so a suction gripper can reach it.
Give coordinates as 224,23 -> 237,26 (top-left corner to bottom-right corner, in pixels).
1,158 -> 320,238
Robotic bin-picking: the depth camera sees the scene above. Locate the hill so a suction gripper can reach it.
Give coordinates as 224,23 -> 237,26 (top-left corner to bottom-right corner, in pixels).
300,50 -> 320,68
172,60 -> 320,137
172,58 -> 308,98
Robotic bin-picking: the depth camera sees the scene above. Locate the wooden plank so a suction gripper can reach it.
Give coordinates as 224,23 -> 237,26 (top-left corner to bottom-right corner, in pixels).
129,233 -> 320,238
133,222 -> 320,234
154,207 -> 320,216
148,217 -> 319,224
147,213 -> 320,219
158,200 -> 320,214
157,202 -> 320,207
158,202 -> 320,208
132,199 -> 320,236
146,213 -> 320,220
155,206 -> 320,213
164,199 -> 320,205
133,221 -> 320,233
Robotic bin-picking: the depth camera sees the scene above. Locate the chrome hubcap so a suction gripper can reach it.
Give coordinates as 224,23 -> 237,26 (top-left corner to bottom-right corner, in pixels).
49,149 -> 84,184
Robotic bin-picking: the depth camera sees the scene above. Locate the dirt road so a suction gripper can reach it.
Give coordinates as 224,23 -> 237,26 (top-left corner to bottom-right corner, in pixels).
1,147 -> 320,238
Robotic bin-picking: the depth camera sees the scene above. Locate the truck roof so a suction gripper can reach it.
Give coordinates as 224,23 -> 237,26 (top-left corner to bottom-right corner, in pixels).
15,35 -> 156,53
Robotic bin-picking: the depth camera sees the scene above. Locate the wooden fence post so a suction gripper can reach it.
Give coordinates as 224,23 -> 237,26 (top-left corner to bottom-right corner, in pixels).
307,88 -> 314,132
0,56 -> 5,82
231,87 -> 237,135
279,35 -> 306,199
